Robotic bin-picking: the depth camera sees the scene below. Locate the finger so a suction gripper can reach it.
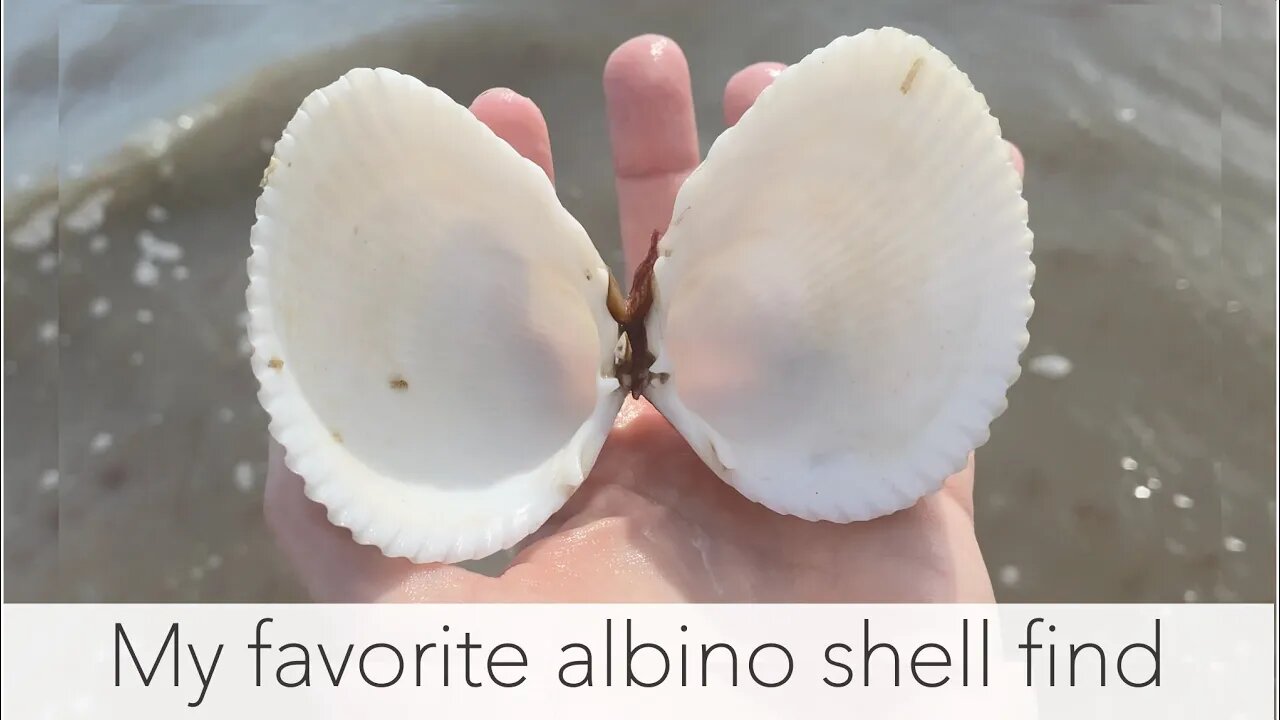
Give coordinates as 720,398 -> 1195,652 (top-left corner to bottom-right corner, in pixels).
470,87 -> 555,183
723,61 -> 786,126
263,440 -> 486,601
1008,140 -> 1025,178
604,34 -> 700,276
944,145 -> 1023,517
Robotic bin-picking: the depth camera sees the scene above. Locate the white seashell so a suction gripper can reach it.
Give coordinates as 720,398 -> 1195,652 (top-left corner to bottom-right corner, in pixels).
643,28 -> 1034,521
248,28 -> 1033,563
247,68 -> 624,563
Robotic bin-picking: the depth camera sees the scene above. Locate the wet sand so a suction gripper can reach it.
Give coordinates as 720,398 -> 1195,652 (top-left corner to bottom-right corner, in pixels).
3,2 -> 1275,601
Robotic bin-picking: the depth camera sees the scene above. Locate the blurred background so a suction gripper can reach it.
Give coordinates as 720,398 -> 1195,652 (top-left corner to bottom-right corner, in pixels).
3,1 -> 1275,602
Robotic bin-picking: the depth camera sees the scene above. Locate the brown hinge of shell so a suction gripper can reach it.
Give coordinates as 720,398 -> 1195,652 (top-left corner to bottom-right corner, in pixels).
607,229 -> 661,399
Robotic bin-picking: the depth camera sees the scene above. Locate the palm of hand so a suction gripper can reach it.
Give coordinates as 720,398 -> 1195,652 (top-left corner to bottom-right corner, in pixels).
266,35 -> 1009,603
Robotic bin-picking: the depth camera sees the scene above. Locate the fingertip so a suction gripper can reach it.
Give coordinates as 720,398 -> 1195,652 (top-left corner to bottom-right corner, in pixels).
603,34 -> 699,179
1007,140 -> 1025,178
470,87 -> 555,183
723,61 -> 786,126
603,34 -> 690,92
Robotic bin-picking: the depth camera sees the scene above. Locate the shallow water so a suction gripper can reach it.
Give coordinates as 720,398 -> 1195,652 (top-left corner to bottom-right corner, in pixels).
3,1 -> 1275,601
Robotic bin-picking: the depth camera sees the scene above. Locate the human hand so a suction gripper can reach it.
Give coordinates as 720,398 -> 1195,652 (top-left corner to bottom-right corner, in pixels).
265,34 -> 1024,602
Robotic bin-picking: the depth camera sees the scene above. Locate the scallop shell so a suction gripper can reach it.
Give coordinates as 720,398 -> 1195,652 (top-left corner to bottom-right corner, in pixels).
642,28 -> 1034,521
247,68 -> 624,563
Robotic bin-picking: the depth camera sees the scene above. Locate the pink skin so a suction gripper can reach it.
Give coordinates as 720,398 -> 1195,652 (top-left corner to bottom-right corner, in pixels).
265,35 -> 1025,602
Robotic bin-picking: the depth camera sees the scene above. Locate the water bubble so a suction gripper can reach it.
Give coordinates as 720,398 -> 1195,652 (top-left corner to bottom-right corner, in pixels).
89,234 -> 110,254
1028,353 -> 1073,379
1120,456 -> 1139,471
1222,536 -> 1246,553
176,114 -> 195,131
129,351 -> 145,366
89,297 -> 111,318
136,309 -> 154,324
89,433 -> 114,454
237,336 -> 253,357
1172,493 -> 1194,509
998,565 -> 1021,587
1133,486 -> 1152,500
133,259 -> 160,287
189,565 -> 205,581
137,230 -> 184,263
206,553 -> 223,570
1225,300 -> 1242,313
9,202 -> 57,251
1115,107 -> 1137,123
1183,589 -> 1198,602
37,320 -> 58,344
146,205 -> 169,223
1146,476 -> 1162,491
172,265 -> 190,281
233,462 -> 255,492
39,469 -> 59,492
217,407 -> 235,423
36,252 -> 58,273
1174,278 -> 1190,291
63,188 -> 115,234
260,137 -> 276,153
137,118 -> 178,158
